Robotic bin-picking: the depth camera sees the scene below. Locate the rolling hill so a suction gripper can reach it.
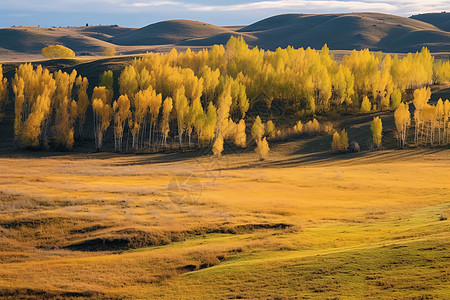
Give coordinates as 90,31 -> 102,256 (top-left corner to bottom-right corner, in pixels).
111,20 -> 238,46
0,12 -> 450,61
0,25 -> 124,61
411,12 -> 450,32
237,13 -> 450,52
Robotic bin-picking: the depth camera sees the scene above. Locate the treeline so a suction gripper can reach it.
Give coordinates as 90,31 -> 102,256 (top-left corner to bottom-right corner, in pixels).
1,36 -> 450,154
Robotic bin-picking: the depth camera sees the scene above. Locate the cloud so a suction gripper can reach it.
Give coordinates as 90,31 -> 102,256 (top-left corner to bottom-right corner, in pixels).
121,0 -> 448,16
188,1 -> 396,12
128,1 -> 183,7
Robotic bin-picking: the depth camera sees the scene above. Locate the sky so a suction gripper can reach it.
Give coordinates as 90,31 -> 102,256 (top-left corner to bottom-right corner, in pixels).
0,0 -> 448,28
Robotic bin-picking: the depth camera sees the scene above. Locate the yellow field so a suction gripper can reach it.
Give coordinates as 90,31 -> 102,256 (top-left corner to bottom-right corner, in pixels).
0,146 -> 449,299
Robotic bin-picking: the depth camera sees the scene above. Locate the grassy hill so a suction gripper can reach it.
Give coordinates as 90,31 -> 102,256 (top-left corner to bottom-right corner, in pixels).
111,20 -> 238,46
411,12 -> 450,32
238,13 -> 450,52
0,26 -> 117,56
1,12 -> 450,62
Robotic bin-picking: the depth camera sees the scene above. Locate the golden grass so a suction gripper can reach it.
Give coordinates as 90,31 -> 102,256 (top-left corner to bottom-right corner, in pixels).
0,147 -> 449,298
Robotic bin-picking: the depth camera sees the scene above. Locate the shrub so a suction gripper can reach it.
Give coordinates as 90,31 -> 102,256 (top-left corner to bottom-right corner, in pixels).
303,118 -> 320,134
255,137 -> 269,160
331,129 -> 349,152
349,141 -> 360,153
103,47 -> 117,56
293,120 -> 303,133
42,45 -> 75,59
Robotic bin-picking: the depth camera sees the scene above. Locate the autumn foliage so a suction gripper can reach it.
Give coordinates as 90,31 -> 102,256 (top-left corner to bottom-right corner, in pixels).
370,117 -> 383,148
0,64 -> 8,121
331,129 -> 349,152
42,45 -> 75,59
6,37 -> 450,154
12,63 -> 88,149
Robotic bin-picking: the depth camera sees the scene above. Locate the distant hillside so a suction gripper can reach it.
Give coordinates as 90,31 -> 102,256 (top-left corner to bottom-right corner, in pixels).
238,13 -> 450,52
111,20 -> 237,46
410,12 -> 450,32
0,26 -> 119,58
1,12 -> 450,61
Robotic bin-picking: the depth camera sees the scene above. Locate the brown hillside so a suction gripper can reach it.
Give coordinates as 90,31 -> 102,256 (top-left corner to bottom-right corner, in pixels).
411,12 -> 450,32
0,26 -> 116,54
111,20 -> 236,46
238,13 -> 450,52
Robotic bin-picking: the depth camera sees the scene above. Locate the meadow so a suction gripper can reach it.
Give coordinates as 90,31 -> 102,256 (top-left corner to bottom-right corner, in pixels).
0,141 -> 448,299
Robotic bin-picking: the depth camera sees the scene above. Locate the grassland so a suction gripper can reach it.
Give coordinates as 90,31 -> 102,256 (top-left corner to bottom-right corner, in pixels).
0,142 -> 449,299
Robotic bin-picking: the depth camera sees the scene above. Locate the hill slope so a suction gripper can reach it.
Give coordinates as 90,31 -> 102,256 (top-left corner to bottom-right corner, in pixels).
0,26 -> 120,54
111,20 -> 237,46
410,12 -> 450,32
238,13 -> 450,52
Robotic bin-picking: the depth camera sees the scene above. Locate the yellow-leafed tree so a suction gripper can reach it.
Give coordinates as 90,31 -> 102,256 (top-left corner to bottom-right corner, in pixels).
113,95 -> 131,152
52,70 -> 78,150
234,119 -> 246,147
0,64 -> 8,121
100,70 -> 114,104
394,102 -> 411,148
266,120 -> 276,138
75,76 -> 89,137
212,134 -> 224,157
370,117 -> 383,148
200,102 -> 217,145
174,86 -> 189,149
251,115 -> 264,141
13,64 -> 56,148
92,97 -> 112,151
331,129 -> 349,152
413,87 -> 431,145
161,96 -> 173,148
360,96 -> 371,113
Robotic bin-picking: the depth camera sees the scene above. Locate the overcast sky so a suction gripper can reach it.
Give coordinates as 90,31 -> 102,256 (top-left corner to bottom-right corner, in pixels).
1,0 -> 448,28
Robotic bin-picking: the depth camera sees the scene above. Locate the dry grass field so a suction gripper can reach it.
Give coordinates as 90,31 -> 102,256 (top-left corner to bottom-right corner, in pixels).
0,143 -> 449,299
